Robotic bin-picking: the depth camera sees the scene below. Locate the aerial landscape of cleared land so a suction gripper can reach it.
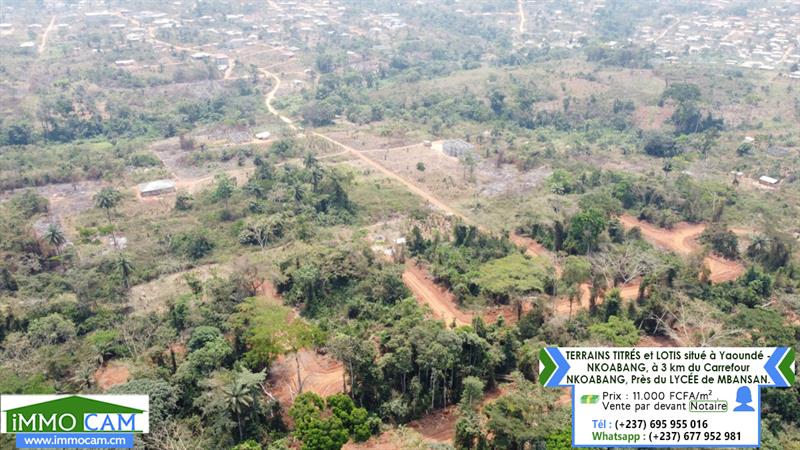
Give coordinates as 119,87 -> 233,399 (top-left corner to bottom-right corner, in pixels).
0,0 -> 799,449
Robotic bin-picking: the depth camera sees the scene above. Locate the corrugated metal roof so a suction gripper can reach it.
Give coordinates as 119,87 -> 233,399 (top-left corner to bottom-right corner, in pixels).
138,179 -> 176,193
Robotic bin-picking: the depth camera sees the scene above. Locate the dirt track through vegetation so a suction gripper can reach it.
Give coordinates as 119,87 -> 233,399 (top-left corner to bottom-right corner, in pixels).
38,16 -> 56,54
619,215 -> 745,282
403,263 -> 472,327
517,0 -> 526,34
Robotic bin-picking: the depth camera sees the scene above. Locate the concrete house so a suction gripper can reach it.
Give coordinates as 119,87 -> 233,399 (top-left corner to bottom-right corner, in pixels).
441,139 -> 475,158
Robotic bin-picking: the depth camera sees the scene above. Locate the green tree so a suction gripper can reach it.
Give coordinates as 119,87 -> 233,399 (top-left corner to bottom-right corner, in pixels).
303,152 -> 318,169
212,173 -> 237,207
174,192 -> 193,211
310,166 -> 324,193
484,374 -> 568,449
290,392 -> 349,450
27,313 -> 76,346
459,376 -> 485,411
94,187 -> 122,248
115,252 -> 135,289
44,223 -> 66,256
589,315 -> 640,346
564,209 -> 606,254
701,225 -> 739,259
108,379 -> 179,429
220,368 -> 267,441
562,256 -> 591,318
291,183 -> 306,205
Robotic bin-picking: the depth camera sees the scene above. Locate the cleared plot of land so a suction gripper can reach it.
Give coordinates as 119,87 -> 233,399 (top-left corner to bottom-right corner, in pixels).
128,264 -> 227,315
406,386 -> 507,443
267,350 -> 345,407
94,361 -> 130,390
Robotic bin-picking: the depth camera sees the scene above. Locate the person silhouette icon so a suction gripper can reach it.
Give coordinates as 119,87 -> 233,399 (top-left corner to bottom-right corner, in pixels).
733,386 -> 755,412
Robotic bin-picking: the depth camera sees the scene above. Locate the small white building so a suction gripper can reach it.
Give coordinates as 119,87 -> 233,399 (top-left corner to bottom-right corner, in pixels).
255,131 -> 271,140
758,175 -> 778,186
138,179 -> 176,197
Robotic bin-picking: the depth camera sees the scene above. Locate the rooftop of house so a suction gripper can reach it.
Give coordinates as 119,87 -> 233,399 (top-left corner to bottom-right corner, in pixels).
138,179 -> 176,193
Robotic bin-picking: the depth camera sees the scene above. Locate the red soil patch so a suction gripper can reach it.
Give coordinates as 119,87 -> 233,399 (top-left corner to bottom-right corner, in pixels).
406,385 -> 512,444
408,407 -> 459,442
637,335 -> 679,348
402,262 -> 528,326
619,215 -> 745,283
618,280 -> 642,300
510,233 -> 552,260
403,263 -> 473,327
94,361 -> 130,391
261,283 -> 342,408
556,388 -> 572,406
268,350 -> 345,407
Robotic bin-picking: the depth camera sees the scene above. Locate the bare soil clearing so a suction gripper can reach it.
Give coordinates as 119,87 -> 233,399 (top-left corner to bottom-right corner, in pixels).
633,104 -> 674,130
408,408 -> 458,442
129,264 -> 227,315
619,215 -> 745,283
267,350 -> 345,407
342,433 -> 400,450
94,361 -> 130,390
407,385 -> 507,443
637,335 -> 679,347
0,180 -> 104,219
403,262 -> 529,327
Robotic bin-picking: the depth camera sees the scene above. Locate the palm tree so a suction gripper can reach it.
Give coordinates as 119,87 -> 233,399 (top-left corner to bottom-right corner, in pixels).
303,152 -> 318,170
222,378 -> 256,441
310,165 -> 324,192
746,234 -> 769,259
45,223 -> 66,256
94,187 -> 121,248
116,253 -> 134,289
291,183 -> 305,205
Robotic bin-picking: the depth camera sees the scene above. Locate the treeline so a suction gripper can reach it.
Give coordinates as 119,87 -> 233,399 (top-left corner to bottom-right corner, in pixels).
408,223 -> 551,305
0,79 -> 262,147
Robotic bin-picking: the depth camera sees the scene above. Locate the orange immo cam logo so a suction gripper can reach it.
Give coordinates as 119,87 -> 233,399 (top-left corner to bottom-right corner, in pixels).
0,395 -> 149,434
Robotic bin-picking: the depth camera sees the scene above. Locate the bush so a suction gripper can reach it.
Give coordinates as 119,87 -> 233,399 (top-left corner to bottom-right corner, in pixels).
127,153 -> 161,167
171,230 -> 214,260
589,315 -> 639,346
643,132 -> 680,158
12,189 -> 48,218
701,225 -> 739,259
27,313 -> 76,346
174,193 -> 193,211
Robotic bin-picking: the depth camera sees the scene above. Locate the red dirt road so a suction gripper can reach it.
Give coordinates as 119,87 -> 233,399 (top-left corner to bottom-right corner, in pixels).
403,263 -> 473,327
619,215 -> 745,283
